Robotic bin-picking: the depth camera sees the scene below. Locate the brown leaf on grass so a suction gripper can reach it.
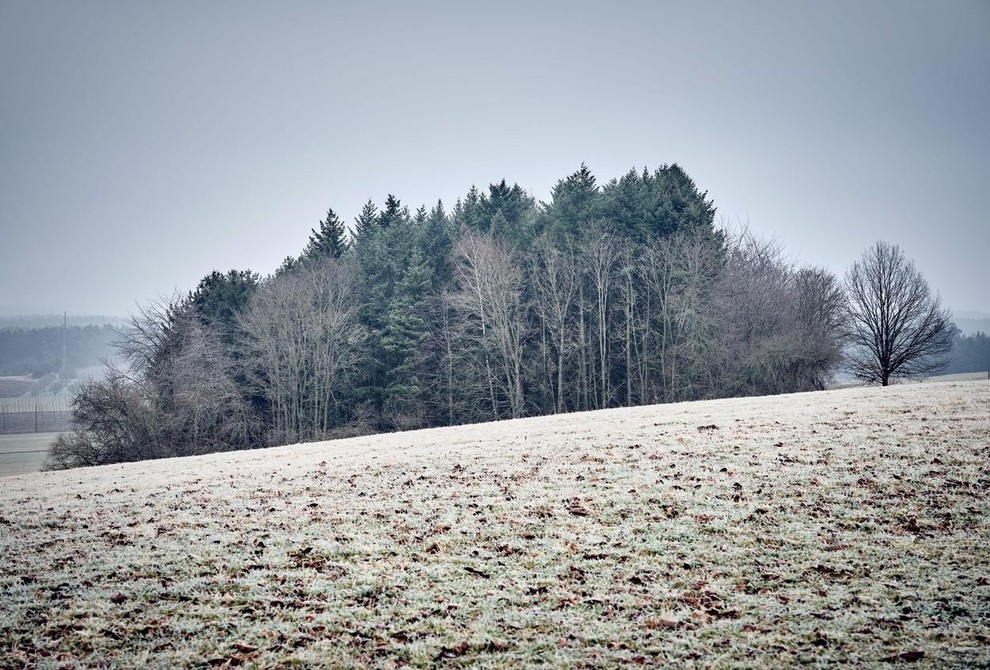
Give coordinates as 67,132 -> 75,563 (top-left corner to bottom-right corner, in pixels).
881,650 -> 924,663
495,544 -> 522,556
434,640 -> 470,661
697,424 -> 719,432
464,566 -> 490,578
645,618 -> 697,631
567,498 -> 591,516
109,593 -> 127,604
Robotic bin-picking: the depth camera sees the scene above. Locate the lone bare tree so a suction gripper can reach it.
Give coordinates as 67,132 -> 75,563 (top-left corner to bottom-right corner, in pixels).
844,241 -> 953,386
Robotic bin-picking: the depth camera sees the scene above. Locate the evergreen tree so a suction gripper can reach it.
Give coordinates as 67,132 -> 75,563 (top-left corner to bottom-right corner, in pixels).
352,199 -> 379,247
418,200 -> 453,288
274,255 -> 298,277
382,249 -> 434,427
599,164 -> 717,241
482,180 -> 538,244
378,194 -> 406,230
490,209 -> 511,240
302,207 -> 348,261
188,269 -> 260,342
352,196 -> 414,424
542,163 -> 599,240
452,185 -> 487,232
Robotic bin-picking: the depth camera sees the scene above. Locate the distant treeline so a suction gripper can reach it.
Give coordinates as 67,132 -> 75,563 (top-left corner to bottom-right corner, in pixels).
0,325 -> 120,377
0,315 -> 128,329
945,332 -> 990,374
50,164 -> 858,469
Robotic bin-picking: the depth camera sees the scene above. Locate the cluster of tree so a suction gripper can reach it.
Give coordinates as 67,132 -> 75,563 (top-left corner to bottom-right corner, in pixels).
46,164 -> 953,469
0,325 -> 119,377
944,331 -> 990,375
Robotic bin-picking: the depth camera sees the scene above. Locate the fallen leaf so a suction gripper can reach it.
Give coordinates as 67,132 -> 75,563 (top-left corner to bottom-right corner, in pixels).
881,650 -> 924,663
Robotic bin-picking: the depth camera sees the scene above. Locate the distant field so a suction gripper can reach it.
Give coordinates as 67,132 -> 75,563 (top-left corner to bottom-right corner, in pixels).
929,370 -> 990,382
1,381 -> 988,667
0,433 -> 57,477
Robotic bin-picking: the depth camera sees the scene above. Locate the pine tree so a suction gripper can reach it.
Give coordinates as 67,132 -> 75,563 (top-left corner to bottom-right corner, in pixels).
543,163 -> 599,240
378,194 -> 406,230
382,249 -> 434,427
490,209 -> 511,240
302,207 -> 348,261
452,186 -> 486,232
352,199 -> 379,248
599,164 -> 717,241
482,180 -> 538,245
418,200 -> 452,287
189,269 -> 260,341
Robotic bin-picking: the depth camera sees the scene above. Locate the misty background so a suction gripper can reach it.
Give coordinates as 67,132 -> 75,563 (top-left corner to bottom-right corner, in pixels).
1,0 -> 988,318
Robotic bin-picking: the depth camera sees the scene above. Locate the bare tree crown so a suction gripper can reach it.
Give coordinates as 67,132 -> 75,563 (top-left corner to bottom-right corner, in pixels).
844,241 -> 953,385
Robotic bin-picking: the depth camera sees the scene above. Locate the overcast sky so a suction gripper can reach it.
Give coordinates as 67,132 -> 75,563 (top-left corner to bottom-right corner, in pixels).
1,0 -> 988,317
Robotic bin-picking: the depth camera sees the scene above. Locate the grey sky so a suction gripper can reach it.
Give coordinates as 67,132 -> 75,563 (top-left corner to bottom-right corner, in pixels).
2,0 -> 988,317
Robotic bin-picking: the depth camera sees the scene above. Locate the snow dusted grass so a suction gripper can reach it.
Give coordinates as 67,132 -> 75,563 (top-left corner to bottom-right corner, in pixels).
2,381 -> 989,668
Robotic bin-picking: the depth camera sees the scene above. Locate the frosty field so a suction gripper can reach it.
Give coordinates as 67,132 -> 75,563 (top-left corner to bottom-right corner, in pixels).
1,381 -> 988,668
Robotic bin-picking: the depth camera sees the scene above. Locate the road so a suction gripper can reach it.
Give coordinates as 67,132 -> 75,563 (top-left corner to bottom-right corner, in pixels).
0,433 -> 59,477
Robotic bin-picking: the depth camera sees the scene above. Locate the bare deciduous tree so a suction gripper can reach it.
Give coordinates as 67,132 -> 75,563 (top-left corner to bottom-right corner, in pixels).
240,259 -> 364,443
582,223 -> 619,409
44,366 -> 159,470
844,241 -> 953,385
532,237 -> 579,413
449,232 -> 528,419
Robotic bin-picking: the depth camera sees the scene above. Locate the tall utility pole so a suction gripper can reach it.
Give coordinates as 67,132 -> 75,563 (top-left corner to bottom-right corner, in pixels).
62,311 -> 66,378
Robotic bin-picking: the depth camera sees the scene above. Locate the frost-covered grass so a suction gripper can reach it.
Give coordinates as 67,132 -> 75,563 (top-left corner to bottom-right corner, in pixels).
1,381 -> 989,668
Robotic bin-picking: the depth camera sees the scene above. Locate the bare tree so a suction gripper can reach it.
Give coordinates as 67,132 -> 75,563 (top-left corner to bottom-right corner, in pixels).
532,237 -> 579,413
165,318 -> 260,453
449,232 -> 528,419
239,259 -> 364,443
641,229 -> 723,402
581,223 -> 619,409
793,266 -> 845,390
844,241 -> 953,385
44,366 -> 160,469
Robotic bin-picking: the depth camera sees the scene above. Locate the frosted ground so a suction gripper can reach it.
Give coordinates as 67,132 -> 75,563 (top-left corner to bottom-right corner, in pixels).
1,381 -> 988,667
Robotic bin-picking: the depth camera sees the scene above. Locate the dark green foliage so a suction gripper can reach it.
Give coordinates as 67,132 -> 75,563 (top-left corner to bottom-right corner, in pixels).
382,249 -> 435,427
483,180 -> 537,242
418,200 -> 453,287
188,269 -> 260,341
352,199 -> 379,246
378,194 -> 408,230
600,164 -> 717,240
274,255 -> 299,277
302,207 -> 349,261
541,163 -> 599,240
452,186 -> 487,232
351,195 -> 416,424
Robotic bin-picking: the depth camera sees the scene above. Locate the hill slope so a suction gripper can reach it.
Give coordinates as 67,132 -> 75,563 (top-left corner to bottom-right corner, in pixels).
2,382 -> 989,667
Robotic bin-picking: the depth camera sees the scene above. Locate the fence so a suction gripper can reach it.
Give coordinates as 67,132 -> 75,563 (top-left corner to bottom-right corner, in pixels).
0,396 -> 73,435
